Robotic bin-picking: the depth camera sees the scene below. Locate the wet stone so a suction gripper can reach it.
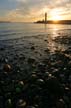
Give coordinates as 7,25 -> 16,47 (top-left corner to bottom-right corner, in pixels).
44,39 -> 47,42
56,99 -> 65,108
5,92 -> 12,99
44,72 -> 49,79
5,99 -> 12,108
31,74 -> 37,78
27,58 -> 35,64
31,46 -> 35,50
0,96 -> 4,108
48,74 -> 52,77
0,47 -> 5,51
36,79 -> 44,85
46,76 -> 64,96
3,64 -> 12,72
19,55 -> 25,60
30,74 -> 38,83
17,99 -> 27,108
4,58 -> 9,63
68,75 -> 71,83
44,48 -> 49,53
15,87 -> 22,93
63,95 -> 70,105
32,72 -> 36,74
38,63 -> 46,71
26,106 -> 36,108
19,81 -> 24,86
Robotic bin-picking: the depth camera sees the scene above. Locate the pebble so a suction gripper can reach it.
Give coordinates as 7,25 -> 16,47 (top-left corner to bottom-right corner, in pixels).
3,64 -> 12,72
44,39 -> 47,42
28,58 -> 35,64
19,81 -> 24,86
5,99 -> 12,107
4,58 -> 8,63
17,99 -> 27,107
68,75 -> 71,82
38,63 -> 46,71
37,79 -> 44,84
44,48 -> 49,53
31,46 -> 35,50
46,76 -> 64,96
56,99 -> 65,108
48,74 -> 52,77
8,99 -> 12,105
31,74 -> 37,78
16,87 -> 22,93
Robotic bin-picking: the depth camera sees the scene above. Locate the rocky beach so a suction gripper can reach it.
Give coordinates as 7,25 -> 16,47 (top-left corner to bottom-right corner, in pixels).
0,23 -> 71,108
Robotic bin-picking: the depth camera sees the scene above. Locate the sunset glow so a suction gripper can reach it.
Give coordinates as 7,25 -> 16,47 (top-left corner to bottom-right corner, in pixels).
50,9 -> 62,21
51,15 -> 62,21
0,0 -> 71,22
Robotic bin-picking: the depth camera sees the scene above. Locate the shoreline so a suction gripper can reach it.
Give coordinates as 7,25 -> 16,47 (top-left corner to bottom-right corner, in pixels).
0,33 -> 71,107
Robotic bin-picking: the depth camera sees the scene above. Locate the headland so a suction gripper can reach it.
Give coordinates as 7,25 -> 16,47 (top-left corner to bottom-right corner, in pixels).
35,20 -> 71,24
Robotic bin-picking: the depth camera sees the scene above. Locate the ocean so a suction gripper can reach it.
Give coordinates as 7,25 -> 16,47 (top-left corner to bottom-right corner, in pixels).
0,23 -> 71,56
0,23 -> 71,40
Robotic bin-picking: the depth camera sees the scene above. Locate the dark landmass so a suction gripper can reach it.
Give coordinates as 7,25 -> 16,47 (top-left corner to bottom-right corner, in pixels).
35,20 -> 71,24
0,21 -> 11,23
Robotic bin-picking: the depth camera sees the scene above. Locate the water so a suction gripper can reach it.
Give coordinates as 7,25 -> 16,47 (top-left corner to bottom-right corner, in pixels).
0,23 -> 71,108
0,23 -> 71,40
0,23 -> 71,59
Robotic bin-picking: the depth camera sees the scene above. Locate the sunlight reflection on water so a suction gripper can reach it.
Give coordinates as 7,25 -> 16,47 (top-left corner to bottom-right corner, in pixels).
44,24 -> 71,53
0,23 -> 71,54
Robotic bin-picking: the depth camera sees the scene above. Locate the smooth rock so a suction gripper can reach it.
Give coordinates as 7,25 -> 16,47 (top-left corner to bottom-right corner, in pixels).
56,99 -> 65,108
16,87 -> 21,93
5,99 -> 12,108
17,99 -> 27,107
3,64 -> 12,72
19,81 -> 24,86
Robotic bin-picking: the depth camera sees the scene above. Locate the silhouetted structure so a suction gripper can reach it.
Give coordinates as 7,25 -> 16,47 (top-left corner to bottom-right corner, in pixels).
35,12 -> 71,24
35,13 -> 48,24
45,13 -> 47,24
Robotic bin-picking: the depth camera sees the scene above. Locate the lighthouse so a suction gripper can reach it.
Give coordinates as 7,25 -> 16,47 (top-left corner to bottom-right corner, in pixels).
45,12 -> 47,23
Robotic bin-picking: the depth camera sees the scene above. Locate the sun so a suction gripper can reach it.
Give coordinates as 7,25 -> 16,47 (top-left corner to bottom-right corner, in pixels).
50,9 -> 62,21
51,15 -> 61,21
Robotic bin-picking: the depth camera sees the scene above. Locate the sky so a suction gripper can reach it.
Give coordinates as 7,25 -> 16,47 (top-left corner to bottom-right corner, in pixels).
0,0 -> 71,22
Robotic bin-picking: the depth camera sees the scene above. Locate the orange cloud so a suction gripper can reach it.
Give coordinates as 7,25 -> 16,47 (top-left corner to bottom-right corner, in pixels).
0,0 -> 71,22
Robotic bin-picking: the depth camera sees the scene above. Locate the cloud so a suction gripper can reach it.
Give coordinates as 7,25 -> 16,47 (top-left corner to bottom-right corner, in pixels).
12,0 -> 71,13
1,0 -> 71,21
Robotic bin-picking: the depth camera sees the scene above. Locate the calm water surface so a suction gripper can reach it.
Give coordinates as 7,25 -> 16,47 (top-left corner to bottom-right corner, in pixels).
0,23 -> 71,54
0,23 -> 71,40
